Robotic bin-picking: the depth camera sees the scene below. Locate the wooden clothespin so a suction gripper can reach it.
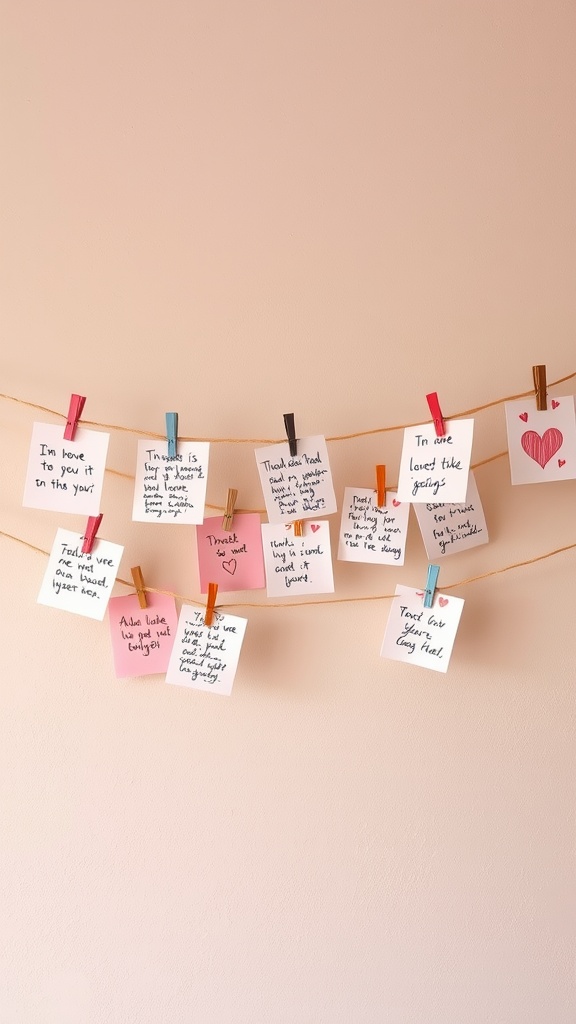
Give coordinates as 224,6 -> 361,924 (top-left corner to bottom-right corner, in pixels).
292,520 -> 304,537
64,394 -> 86,441
283,412 -> 298,456
376,465 -> 386,508
222,488 -> 238,531
166,412 -> 178,457
533,365 -> 547,411
131,566 -> 147,609
204,583 -> 218,627
426,392 -> 446,437
81,514 -> 103,554
423,564 -> 440,608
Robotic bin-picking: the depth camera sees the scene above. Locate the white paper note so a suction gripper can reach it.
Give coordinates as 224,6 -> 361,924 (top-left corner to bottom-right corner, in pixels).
261,521 -> 335,597
413,472 -> 489,558
380,584 -> 464,673
255,435 -> 337,524
166,606 -> 247,695
23,423 -> 109,516
504,396 -> 576,485
132,439 -> 210,523
396,419 -> 474,503
38,528 -> 123,620
338,488 -> 409,564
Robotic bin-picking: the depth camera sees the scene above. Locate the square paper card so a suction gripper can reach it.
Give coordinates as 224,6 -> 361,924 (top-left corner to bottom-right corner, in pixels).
38,528 -> 123,620
396,419 -> 474,503
166,606 -> 247,696
261,521 -> 334,597
504,396 -> 576,485
132,439 -> 210,523
196,513 -> 265,593
108,592 -> 178,678
381,584 -> 464,674
23,422 -> 109,516
338,488 -> 409,564
413,471 -> 489,559
255,435 -> 337,524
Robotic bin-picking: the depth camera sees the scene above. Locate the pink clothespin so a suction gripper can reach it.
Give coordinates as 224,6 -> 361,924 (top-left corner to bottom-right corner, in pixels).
64,394 -> 86,441
426,392 -> 446,437
81,514 -> 103,554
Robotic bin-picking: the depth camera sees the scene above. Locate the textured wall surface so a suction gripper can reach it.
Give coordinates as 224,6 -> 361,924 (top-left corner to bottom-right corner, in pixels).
1,2 -> 575,1022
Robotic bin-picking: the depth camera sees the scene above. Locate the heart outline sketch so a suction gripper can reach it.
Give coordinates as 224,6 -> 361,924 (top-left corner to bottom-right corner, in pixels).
520,427 -> 563,468
438,597 -> 449,608
310,523 -> 320,532
519,412 -> 528,422
559,459 -> 566,468
552,400 -> 560,409
392,499 -> 401,507
222,558 -> 237,575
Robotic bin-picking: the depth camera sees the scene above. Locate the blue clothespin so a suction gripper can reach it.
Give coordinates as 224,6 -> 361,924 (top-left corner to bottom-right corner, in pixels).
166,412 -> 178,458
423,564 -> 440,608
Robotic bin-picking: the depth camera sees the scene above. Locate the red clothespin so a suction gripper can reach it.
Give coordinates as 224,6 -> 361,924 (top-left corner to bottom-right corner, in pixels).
81,514 -> 103,554
376,465 -> 386,508
293,520 -> 304,537
222,488 -> 238,531
426,392 -> 446,437
533,365 -> 547,411
284,413 -> 298,456
204,583 -> 218,627
64,394 -> 86,441
131,566 -> 147,609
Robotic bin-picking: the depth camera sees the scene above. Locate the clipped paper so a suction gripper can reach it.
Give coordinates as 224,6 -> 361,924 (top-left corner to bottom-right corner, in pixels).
504,396 -> 576,485
23,423 -> 109,516
396,419 -> 474,503
132,440 -> 209,524
261,521 -> 334,597
255,435 -> 337,524
380,584 -> 464,673
38,528 -> 123,620
166,606 -> 247,695
338,488 -> 409,564
413,472 -> 489,558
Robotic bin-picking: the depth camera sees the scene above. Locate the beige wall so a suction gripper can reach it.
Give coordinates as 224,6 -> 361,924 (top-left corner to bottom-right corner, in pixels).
1,2 -> 575,1021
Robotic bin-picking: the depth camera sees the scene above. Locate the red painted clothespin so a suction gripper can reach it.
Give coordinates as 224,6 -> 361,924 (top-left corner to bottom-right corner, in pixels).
292,520 -> 304,537
423,564 -> 440,608
81,513 -> 103,554
222,488 -> 238,531
284,412 -> 298,457
376,465 -> 386,508
131,566 -> 147,609
204,583 -> 218,627
426,392 -> 446,437
533,365 -> 547,411
64,394 -> 86,441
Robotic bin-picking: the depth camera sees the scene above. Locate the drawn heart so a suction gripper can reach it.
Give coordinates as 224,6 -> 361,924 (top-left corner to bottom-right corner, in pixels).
310,523 -> 320,532
520,427 -> 563,468
552,400 -> 560,409
438,597 -> 448,607
415,591 -> 424,597
392,499 -> 401,507
559,459 -> 566,468
222,558 -> 237,575
519,412 -> 528,422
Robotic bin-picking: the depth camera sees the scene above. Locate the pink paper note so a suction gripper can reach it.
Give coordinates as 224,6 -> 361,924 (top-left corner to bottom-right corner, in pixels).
108,592 -> 178,678
196,513 -> 265,593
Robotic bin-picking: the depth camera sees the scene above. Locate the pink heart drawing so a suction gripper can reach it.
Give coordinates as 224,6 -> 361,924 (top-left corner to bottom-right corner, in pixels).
520,427 -> 563,468
222,558 -> 237,575
559,459 -> 566,468
310,523 -> 320,532
438,597 -> 448,608
392,499 -> 401,507
552,400 -> 560,409
415,591 -> 424,597
519,412 -> 528,422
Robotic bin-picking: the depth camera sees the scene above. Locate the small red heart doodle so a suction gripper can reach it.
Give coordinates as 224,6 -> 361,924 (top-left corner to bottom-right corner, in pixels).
519,412 -> 528,422
310,523 -> 320,532
392,499 -> 401,507
415,591 -> 424,597
520,427 -> 563,468
438,597 -> 448,608
559,459 -> 566,468
222,558 -> 237,575
552,400 -> 560,409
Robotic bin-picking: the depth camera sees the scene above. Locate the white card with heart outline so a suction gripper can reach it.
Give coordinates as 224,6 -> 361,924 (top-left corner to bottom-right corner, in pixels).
380,584 -> 464,673
261,521 -> 334,597
255,435 -> 337,524
338,488 -> 409,564
396,419 -> 474,503
413,471 -> 489,558
504,396 -> 576,484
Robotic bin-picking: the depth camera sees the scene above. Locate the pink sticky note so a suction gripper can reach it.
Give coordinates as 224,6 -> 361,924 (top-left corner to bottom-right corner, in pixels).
196,513 -> 265,593
108,592 -> 178,678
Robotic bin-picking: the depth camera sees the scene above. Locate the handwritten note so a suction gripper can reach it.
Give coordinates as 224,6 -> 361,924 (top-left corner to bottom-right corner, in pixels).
338,488 -> 409,564
413,472 -> 489,558
108,592 -> 178,678
23,423 -> 109,515
132,440 -> 210,524
261,521 -> 334,597
396,419 -> 474,503
504,396 -> 576,485
254,435 -> 337,524
196,513 -> 265,593
38,528 -> 123,620
381,584 -> 464,673
166,606 -> 247,695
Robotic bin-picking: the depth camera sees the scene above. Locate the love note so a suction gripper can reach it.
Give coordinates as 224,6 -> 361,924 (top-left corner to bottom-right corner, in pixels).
196,513 -> 265,593
380,584 -> 464,673
505,397 -> 576,484
338,488 -> 409,565
413,472 -> 489,559
38,528 -> 123,620
23,423 -> 109,515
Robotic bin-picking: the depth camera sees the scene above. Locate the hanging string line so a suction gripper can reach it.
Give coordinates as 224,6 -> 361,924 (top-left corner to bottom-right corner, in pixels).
2,528 -> 574,612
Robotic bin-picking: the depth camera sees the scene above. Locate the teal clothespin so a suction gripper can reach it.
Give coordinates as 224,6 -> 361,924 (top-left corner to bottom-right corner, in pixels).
423,564 -> 440,608
166,412 -> 178,458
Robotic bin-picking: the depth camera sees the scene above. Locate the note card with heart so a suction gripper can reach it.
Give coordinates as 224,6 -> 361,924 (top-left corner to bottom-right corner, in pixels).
261,521 -> 334,597
380,584 -> 465,673
504,396 -> 576,484
338,488 -> 410,564
196,513 -> 266,593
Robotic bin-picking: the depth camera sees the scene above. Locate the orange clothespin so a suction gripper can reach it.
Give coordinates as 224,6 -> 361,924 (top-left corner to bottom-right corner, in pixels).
204,583 -> 218,627
64,394 -> 86,441
131,566 -> 147,609
293,520 -> 304,537
426,392 -> 446,437
376,465 -> 386,508
533,365 -> 547,411
284,412 -> 298,456
222,488 -> 238,531
81,514 -> 103,554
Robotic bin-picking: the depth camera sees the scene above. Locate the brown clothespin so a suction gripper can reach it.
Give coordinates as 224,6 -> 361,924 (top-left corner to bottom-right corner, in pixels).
81,514 -> 103,554
426,392 -> 446,437
533,365 -> 547,411
376,465 -> 386,508
64,394 -> 86,441
204,583 -> 218,627
131,566 -> 147,609
284,412 -> 298,456
222,488 -> 238,531
293,520 -> 304,537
